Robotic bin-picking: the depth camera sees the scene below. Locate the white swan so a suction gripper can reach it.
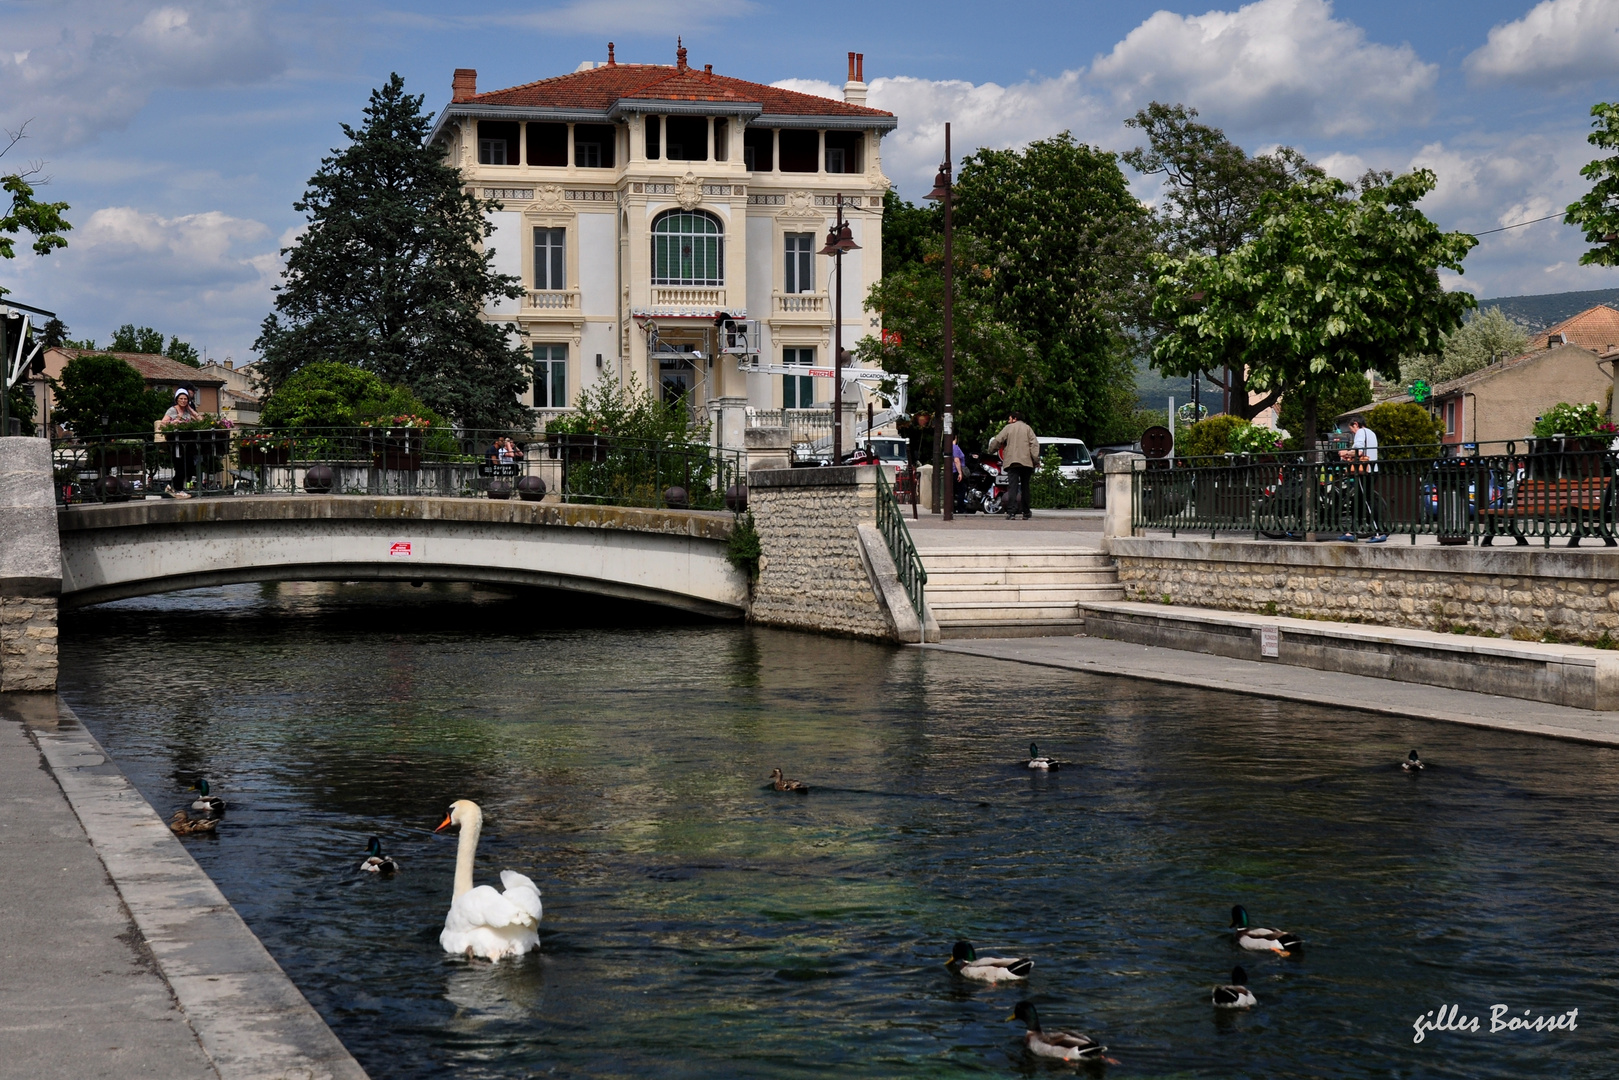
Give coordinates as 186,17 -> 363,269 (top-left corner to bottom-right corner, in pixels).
435,800 -> 542,960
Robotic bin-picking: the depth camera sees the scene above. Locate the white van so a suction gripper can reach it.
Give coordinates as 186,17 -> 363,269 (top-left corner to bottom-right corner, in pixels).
1038,436 -> 1094,479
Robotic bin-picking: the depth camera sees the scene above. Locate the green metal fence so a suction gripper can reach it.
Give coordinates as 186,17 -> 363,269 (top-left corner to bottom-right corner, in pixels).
1131,438 -> 1619,547
875,466 -> 928,619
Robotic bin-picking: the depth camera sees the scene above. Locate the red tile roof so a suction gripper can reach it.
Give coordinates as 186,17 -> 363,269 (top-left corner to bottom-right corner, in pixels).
465,63 -> 891,119
49,348 -> 225,386
1540,304 -> 1619,354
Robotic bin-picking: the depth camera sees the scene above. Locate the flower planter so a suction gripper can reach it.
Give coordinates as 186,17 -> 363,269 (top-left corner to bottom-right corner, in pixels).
91,446 -> 145,470
367,429 -> 425,471
239,445 -> 292,467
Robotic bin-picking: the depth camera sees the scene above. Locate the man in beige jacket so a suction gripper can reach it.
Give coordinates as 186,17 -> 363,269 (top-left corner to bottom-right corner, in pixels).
987,410 -> 1038,519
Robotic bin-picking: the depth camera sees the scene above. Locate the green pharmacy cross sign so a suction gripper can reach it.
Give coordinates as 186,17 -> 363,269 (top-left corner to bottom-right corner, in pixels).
1410,379 -> 1431,403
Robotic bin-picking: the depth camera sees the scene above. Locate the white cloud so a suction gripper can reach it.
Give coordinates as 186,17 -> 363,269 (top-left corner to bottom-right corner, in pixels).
775,72 -> 1113,198
1089,0 -> 1438,137
0,1 -> 287,150
1465,0 -> 1619,89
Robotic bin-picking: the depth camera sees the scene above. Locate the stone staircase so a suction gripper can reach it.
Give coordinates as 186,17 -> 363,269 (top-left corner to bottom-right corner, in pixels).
917,544 -> 1123,639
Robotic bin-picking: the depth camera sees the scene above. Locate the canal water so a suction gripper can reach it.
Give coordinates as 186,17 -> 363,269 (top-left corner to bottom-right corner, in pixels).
60,583 -> 1619,1078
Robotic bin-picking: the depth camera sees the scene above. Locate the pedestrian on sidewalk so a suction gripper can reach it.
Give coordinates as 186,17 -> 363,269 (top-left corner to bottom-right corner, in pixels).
988,410 -> 1038,520
1335,417 -> 1387,543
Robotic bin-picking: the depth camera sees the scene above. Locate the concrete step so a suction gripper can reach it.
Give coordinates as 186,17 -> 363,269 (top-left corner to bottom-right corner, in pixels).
929,599 -> 1090,623
924,567 -> 1120,586
930,583 -> 1124,603
938,620 -> 1087,640
920,550 -> 1110,569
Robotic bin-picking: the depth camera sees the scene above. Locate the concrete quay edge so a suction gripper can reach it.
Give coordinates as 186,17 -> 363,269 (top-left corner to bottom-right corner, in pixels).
1110,533 -> 1619,580
18,694 -> 369,1080
918,635 -> 1619,747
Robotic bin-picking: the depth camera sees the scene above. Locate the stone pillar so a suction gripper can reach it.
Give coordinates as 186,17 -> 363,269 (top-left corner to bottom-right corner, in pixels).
745,425 -> 791,474
708,395 -> 748,451
1101,452 -> 1144,554
0,437 -> 61,691
917,463 -> 934,512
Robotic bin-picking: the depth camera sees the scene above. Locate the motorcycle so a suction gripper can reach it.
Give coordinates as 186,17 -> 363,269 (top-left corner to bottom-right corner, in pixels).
952,450 -> 1005,515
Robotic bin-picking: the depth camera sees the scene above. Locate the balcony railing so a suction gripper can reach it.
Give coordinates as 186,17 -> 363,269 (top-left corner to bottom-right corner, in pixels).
773,292 -> 826,314
526,290 -> 580,311
746,407 -> 835,448
651,287 -> 724,306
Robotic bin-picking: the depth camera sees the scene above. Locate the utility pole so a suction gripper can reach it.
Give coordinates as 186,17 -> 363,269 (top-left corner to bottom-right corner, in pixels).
927,124 -> 955,520
819,195 -> 860,464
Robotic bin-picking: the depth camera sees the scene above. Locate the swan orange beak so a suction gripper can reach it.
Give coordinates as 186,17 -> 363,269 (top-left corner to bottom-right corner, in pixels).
435,813 -> 453,832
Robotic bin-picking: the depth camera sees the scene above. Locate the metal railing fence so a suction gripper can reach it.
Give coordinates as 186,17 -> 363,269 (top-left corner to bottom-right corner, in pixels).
51,427 -> 743,512
875,466 -> 927,619
1132,437 -> 1619,547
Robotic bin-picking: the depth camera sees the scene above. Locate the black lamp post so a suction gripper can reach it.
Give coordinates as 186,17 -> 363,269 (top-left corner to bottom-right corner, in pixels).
925,124 -> 954,520
819,194 -> 860,464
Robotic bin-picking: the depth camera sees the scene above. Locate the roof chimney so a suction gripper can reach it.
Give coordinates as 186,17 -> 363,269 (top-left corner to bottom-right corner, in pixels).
704,63 -> 713,81
1550,332 -> 1569,347
608,42 -> 616,66
676,37 -> 688,72
452,68 -> 476,102
843,51 -> 867,106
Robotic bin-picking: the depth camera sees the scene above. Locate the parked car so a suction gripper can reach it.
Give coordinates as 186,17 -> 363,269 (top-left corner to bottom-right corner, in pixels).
1037,436 -> 1094,479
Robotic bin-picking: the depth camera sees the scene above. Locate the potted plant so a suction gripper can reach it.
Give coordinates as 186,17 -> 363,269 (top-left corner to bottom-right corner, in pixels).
91,438 -> 147,471
237,431 -> 296,466
159,414 -> 233,473
363,414 -> 432,470
1531,402 -> 1608,478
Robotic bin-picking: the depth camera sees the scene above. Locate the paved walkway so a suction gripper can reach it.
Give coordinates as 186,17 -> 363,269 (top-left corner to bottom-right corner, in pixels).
905,507 -> 1104,538
922,635 -> 1619,746
0,693 -> 367,1080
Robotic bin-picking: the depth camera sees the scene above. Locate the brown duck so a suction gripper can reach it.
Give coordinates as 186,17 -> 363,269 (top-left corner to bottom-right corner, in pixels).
169,810 -> 218,836
769,768 -> 808,793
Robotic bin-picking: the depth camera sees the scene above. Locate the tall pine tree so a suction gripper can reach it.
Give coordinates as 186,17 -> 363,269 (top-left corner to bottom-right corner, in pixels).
254,74 -> 529,429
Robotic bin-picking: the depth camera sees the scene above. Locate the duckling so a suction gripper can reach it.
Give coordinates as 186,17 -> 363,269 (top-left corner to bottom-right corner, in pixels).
947,939 -> 1032,982
1402,750 -> 1426,772
1008,1001 -> 1111,1063
359,836 -> 400,874
769,768 -> 808,793
190,779 -> 225,813
169,810 -> 218,836
1212,966 -> 1257,1008
1230,905 -> 1302,955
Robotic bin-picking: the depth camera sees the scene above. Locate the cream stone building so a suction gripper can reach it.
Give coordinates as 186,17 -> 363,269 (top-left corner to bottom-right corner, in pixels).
429,44 -> 898,446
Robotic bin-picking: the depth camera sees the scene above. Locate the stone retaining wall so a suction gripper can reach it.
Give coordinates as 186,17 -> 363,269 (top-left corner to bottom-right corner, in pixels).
748,466 -> 895,640
1,437 -> 60,691
0,598 -> 58,691
1111,536 -> 1619,642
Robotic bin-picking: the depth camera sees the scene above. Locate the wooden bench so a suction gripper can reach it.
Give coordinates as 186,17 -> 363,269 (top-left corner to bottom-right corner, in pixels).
1481,476 -> 1616,546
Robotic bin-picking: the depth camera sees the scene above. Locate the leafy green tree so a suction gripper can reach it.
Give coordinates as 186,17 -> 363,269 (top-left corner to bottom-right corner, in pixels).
1177,413 -> 1249,457
1565,102 -> 1619,266
107,324 -> 201,366
1279,371 -> 1372,444
1362,401 -> 1444,458
40,317 -> 68,348
546,370 -> 697,445
254,74 -> 529,429
879,188 -> 940,277
259,360 -> 442,431
49,354 -> 166,437
1400,306 -> 1529,388
1,123 -> 71,300
1124,102 -> 1321,417
1151,170 -> 1477,450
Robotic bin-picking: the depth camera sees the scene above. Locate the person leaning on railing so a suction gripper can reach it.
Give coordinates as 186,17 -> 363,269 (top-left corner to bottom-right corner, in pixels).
157,387 -> 201,499
1335,417 -> 1387,543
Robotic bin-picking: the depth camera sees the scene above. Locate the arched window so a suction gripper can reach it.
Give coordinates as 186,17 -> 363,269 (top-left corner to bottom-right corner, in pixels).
651,210 -> 724,286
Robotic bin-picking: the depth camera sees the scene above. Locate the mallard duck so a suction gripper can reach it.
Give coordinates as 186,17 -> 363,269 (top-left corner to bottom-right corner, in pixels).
190,779 -> 225,813
1025,742 -> 1060,770
947,939 -> 1032,982
169,810 -> 218,836
1008,1001 -> 1110,1062
436,800 -> 542,961
360,836 -> 400,874
769,768 -> 808,792
1402,750 -> 1426,772
1230,905 -> 1302,955
1212,966 -> 1257,1008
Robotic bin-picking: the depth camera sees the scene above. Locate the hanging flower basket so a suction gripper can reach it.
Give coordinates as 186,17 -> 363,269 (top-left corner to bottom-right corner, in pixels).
370,429 -> 424,471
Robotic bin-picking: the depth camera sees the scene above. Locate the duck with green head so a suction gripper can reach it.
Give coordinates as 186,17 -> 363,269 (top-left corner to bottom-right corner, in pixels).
360,836 -> 399,874
1008,1001 -> 1111,1062
191,779 -> 225,813
1212,966 -> 1256,1008
1230,905 -> 1302,955
947,939 -> 1032,982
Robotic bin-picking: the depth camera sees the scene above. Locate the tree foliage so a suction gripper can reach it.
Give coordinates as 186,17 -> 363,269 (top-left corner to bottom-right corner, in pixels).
1151,170 -> 1477,449
1124,102 -> 1321,415
1362,401 -> 1445,458
0,123 -> 71,299
546,371 -> 698,445
259,360 -> 442,431
253,74 -> 529,429
1565,102 -> 1619,267
1399,306 -> 1530,388
109,324 -> 201,367
1178,413 -> 1249,457
1279,370 -> 1372,444
879,188 -> 939,277
861,133 -> 1147,446
49,354 -> 166,437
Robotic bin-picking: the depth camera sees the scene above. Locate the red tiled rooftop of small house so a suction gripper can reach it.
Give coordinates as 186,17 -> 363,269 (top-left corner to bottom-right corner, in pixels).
462,62 -> 892,119
48,348 -> 225,386
1537,303 -> 1619,355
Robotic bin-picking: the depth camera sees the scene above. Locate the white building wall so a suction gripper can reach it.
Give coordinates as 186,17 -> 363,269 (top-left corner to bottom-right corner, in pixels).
576,211 -> 616,317
745,213 -> 777,407
485,211 -> 523,316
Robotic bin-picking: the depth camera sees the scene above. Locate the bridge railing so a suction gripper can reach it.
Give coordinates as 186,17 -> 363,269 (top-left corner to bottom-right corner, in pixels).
875,465 -> 927,619
1132,437 -> 1619,547
50,428 -> 744,512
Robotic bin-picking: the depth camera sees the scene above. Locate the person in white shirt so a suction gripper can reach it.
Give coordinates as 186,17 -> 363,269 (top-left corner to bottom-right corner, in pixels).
1336,417 -> 1385,542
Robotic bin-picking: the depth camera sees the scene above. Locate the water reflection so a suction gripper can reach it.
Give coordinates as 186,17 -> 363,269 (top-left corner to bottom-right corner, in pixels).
59,582 -> 1619,1079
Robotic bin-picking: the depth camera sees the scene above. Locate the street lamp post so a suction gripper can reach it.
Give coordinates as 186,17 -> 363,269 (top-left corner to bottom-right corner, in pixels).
926,124 -> 954,520
819,194 -> 859,464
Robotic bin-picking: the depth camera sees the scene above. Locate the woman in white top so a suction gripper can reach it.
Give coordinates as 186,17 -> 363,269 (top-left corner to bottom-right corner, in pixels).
161,388 -> 202,496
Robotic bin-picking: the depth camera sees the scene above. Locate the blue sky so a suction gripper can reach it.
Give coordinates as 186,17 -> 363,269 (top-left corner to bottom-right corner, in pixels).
4,0 -> 1619,363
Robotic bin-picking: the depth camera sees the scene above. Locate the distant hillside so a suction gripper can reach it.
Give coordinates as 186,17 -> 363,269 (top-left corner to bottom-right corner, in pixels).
1479,288 -> 1619,331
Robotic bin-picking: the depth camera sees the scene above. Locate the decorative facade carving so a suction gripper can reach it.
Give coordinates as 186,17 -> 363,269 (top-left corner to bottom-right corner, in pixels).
534,184 -> 568,211
675,172 -> 703,211
775,190 -> 822,223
